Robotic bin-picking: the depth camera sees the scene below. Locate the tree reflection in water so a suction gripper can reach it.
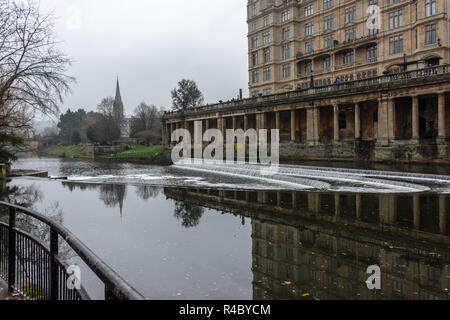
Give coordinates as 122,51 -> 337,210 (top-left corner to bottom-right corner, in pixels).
174,201 -> 204,228
136,186 -> 160,200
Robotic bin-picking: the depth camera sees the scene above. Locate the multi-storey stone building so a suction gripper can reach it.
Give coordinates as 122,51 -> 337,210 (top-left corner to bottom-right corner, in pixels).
247,0 -> 449,96
162,0 -> 450,163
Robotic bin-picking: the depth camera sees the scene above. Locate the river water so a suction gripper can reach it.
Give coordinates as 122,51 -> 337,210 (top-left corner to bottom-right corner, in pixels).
2,157 -> 449,300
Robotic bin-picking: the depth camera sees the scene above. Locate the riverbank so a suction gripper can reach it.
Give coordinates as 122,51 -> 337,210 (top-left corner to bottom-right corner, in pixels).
40,144 -> 173,165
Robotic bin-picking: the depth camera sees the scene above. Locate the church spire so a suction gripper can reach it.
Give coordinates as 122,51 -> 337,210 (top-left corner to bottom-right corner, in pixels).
113,77 -> 124,123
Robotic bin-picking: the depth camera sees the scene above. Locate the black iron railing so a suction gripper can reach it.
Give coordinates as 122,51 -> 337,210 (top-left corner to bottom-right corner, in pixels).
0,202 -> 145,300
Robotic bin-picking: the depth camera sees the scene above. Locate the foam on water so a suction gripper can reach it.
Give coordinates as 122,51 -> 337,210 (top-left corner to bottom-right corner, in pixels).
61,160 -> 450,194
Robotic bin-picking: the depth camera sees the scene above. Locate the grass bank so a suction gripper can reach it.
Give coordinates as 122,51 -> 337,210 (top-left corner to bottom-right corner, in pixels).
41,145 -> 93,159
103,145 -> 167,159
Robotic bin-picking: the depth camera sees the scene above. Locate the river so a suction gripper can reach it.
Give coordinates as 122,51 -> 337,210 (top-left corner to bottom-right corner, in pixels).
2,157 -> 449,300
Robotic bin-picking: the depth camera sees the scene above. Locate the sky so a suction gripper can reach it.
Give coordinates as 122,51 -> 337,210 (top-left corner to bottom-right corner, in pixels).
39,0 -> 249,117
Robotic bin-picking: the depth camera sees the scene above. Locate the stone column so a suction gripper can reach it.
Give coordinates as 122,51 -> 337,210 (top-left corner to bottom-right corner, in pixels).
261,113 -> 267,129
291,109 -> 296,142
232,116 -> 237,130
306,108 -> 315,145
388,98 -> 396,141
355,102 -> 361,140
205,119 -> 209,131
356,194 -> 362,220
292,192 -> 297,209
440,195 -> 447,235
438,93 -> 446,138
333,104 -> 340,142
413,195 -> 420,229
244,115 -> 249,131
334,194 -> 340,217
275,111 -> 280,131
255,113 -> 260,132
378,98 -> 389,145
412,95 -> 420,139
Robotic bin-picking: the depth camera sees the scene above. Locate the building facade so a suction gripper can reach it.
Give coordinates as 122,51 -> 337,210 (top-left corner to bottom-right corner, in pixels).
162,0 -> 450,164
247,0 -> 450,96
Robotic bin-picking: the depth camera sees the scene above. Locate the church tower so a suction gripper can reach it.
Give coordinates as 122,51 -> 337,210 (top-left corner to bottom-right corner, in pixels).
113,77 -> 124,124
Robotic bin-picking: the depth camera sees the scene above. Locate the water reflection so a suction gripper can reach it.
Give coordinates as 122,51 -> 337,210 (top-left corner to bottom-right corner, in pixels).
164,187 -> 450,300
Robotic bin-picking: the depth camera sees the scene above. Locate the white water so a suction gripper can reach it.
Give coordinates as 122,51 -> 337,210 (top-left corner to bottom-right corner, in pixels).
12,158 -> 450,194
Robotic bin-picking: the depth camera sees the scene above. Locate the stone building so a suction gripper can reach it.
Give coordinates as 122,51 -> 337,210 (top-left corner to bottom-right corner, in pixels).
162,0 -> 450,163
247,0 -> 449,96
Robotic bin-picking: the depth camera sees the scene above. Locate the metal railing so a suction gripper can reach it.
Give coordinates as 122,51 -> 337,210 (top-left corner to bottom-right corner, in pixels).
0,202 -> 145,300
163,64 -> 450,119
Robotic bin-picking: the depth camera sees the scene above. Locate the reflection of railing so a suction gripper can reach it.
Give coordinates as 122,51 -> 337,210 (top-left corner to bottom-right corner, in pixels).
0,202 -> 145,300
164,64 -> 450,119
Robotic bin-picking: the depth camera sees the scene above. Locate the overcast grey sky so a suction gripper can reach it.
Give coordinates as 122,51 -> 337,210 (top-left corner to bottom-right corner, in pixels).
40,0 -> 249,116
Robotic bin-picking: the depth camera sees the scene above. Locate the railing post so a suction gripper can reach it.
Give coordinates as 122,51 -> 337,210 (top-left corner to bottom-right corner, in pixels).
8,207 -> 16,292
105,285 -> 115,300
50,228 -> 59,300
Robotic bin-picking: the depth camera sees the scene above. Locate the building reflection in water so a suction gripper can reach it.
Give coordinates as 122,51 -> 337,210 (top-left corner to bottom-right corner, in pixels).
164,187 -> 450,300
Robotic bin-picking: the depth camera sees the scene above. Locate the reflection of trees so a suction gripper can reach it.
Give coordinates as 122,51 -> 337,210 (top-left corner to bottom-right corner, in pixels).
99,184 -> 127,214
136,186 -> 160,200
62,182 -> 99,192
174,201 -> 204,228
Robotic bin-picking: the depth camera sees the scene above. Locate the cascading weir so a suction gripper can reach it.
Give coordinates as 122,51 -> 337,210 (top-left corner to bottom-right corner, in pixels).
173,160 -> 449,194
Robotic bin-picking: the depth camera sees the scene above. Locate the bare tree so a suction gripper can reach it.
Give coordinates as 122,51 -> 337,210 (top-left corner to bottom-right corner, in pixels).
0,0 -> 74,119
133,102 -> 158,131
97,97 -> 115,118
171,79 -> 204,111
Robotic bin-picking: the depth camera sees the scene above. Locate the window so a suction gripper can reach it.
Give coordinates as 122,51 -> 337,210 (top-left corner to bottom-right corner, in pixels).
389,35 -> 403,54
305,22 -> 314,36
305,61 -> 313,73
251,22 -> 257,31
324,34 -> 334,48
366,45 -> 378,60
305,41 -> 314,53
262,31 -> 270,44
324,14 -> 334,30
282,27 -> 291,41
344,51 -> 354,65
305,5 -> 314,17
345,6 -> 356,23
282,64 -> 291,78
425,24 -> 437,44
250,4 -> 257,18
263,48 -> 270,63
252,53 -> 258,66
281,10 -> 290,22
263,16 -> 269,27
282,44 -> 291,59
263,68 -> 271,81
263,88 -> 272,95
252,36 -> 258,48
345,28 -> 356,41
252,71 -> 259,84
425,0 -> 437,17
323,56 -> 331,70
324,0 -> 333,10
389,10 -> 403,29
